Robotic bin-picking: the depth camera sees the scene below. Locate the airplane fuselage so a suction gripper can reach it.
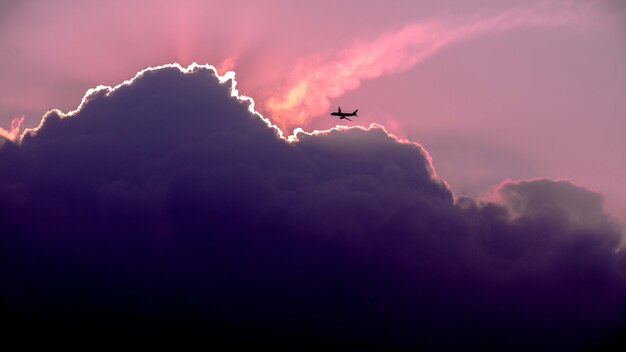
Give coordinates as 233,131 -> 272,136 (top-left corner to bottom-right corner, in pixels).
330,107 -> 358,121
331,112 -> 356,118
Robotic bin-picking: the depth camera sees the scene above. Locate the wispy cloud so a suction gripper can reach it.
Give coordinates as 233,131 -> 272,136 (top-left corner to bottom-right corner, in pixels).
265,2 -> 588,131
0,115 -> 25,142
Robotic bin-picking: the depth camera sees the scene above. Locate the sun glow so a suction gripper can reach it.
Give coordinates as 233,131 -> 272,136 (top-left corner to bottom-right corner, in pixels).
0,115 -> 25,142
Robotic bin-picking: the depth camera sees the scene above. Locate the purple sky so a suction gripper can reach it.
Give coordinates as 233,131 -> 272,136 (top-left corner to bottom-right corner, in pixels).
1,0 -> 625,225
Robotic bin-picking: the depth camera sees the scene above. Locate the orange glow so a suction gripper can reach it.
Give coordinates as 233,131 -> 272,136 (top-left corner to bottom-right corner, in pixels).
0,115 -> 25,142
216,57 -> 237,75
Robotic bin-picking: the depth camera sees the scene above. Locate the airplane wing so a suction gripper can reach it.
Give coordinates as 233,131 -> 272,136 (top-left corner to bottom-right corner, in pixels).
343,117 -> 352,121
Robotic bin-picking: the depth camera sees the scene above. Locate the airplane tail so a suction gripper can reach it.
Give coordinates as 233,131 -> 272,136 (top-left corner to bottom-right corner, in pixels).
353,109 -> 358,116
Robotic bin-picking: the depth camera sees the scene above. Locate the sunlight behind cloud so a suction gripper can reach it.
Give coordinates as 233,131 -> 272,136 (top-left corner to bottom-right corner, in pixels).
0,115 -> 24,142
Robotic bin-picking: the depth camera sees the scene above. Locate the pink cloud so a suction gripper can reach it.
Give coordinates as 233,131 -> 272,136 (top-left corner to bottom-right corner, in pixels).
216,57 -> 237,76
0,115 -> 25,142
264,3 -> 587,132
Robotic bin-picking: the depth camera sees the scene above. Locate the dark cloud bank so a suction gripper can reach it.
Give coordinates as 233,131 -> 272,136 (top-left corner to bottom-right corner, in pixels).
1,65 -> 625,349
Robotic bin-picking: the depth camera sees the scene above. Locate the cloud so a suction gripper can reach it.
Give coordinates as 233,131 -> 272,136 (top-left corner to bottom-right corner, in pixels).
265,2 -> 589,131
497,178 -> 621,233
1,64 -> 624,348
0,115 -> 24,142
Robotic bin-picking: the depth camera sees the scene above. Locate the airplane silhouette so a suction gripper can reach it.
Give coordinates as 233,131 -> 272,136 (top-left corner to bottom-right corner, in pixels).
330,107 -> 358,121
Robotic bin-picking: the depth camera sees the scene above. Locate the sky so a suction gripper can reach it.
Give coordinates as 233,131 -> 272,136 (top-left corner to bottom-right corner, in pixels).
1,0 -> 626,347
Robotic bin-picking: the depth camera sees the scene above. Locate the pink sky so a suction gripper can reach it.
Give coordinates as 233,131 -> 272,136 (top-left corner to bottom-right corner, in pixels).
1,0 -> 625,224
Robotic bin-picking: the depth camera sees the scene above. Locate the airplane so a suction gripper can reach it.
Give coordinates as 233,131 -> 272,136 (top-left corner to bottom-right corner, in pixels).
330,107 -> 358,121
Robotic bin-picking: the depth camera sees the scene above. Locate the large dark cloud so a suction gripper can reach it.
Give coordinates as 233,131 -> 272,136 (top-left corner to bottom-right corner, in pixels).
1,64 -> 625,349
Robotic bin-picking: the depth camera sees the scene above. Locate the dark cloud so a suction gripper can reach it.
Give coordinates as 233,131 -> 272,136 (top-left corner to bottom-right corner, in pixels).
1,64 -> 625,349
